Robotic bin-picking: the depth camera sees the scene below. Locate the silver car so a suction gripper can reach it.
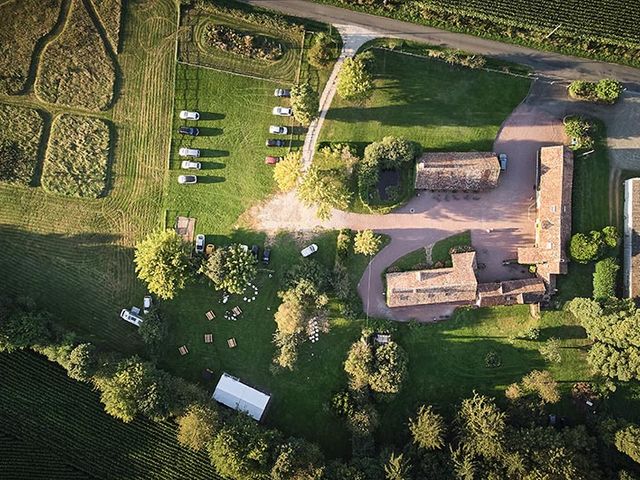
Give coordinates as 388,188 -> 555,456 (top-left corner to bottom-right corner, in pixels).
269,125 -> 288,135
178,174 -> 198,184
181,160 -> 201,170
272,106 -> 292,116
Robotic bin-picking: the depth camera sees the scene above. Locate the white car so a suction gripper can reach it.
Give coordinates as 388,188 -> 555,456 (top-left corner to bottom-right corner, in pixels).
179,110 -> 200,120
178,174 -> 198,184
143,295 -> 153,314
272,106 -> 292,116
195,234 -> 205,254
301,243 -> 318,257
120,309 -> 144,327
181,160 -> 201,170
179,147 -> 200,157
269,125 -> 288,135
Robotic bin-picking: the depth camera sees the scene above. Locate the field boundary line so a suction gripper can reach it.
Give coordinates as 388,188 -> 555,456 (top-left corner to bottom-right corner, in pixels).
371,47 -> 538,80
176,60 -> 282,84
295,30 -> 306,84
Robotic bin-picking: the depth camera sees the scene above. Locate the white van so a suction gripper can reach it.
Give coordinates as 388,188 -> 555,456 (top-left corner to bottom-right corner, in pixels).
120,309 -> 144,327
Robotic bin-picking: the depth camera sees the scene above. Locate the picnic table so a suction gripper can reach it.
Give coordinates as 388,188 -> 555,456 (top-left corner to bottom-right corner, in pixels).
204,333 -> 213,343
205,310 -> 215,321
178,345 -> 189,356
227,338 -> 237,348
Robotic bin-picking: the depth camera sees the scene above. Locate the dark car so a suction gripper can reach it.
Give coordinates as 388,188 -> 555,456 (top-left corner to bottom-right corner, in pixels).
262,248 -> 271,265
250,245 -> 259,260
274,88 -> 291,98
179,126 -> 199,136
265,156 -> 282,165
266,139 -> 285,147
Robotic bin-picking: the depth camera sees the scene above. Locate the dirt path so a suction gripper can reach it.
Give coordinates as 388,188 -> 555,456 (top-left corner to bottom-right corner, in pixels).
301,24 -> 379,169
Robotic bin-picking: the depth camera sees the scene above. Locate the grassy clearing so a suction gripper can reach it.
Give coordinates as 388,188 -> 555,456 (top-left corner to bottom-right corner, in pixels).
0,103 -> 45,185
376,306 -> 592,446
388,247 -> 427,272
36,0 -> 116,111
0,350 -> 219,479
42,114 -> 111,198
556,121 -> 611,303
431,230 -> 472,265
0,0 -> 63,94
90,0 -> 122,53
320,48 -> 531,151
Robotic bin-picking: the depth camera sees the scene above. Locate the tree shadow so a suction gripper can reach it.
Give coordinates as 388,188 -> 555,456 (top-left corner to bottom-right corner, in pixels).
199,149 -> 229,158
200,162 -> 225,170
540,325 -> 588,341
198,112 -> 226,121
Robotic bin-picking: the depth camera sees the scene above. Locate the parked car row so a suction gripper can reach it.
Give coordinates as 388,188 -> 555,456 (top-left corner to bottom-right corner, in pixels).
177,110 -> 203,182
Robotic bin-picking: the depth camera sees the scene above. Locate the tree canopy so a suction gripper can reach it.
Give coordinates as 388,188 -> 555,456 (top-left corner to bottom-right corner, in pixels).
200,244 -> 257,294
290,82 -> 319,126
337,55 -> 374,102
297,165 -> 351,219
134,229 -> 193,299
273,152 -> 301,192
354,230 -> 382,256
409,405 -> 446,450
177,403 -> 220,452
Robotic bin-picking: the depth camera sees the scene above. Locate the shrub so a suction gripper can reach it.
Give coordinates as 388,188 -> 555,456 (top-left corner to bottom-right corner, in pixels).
484,350 -> 501,368
615,425 -> 640,463
41,115 -> 111,198
564,116 -> 594,151
273,152 -> 301,192
203,24 -> 283,60
521,370 -> 561,404
539,338 -> 562,364
595,79 -> 623,104
602,226 -> 619,249
336,229 -> 352,257
291,82 -> 319,126
593,257 -> 619,300
200,244 -> 258,294
519,326 -> 540,340
568,80 -> 596,101
308,32 -> 333,69
36,0 -> 116,110
363,136 -> 417,170
354,230 -> 382,256
569,231 -> 604,263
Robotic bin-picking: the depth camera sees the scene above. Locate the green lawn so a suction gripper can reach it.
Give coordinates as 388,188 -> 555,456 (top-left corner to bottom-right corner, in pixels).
320,48 -> 531,151
431,230 -> 472,265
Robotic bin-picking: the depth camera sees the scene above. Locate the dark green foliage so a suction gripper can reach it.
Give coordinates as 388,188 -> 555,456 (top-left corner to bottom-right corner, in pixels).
564,116 -> 594,151
291,82 -> 319,126
138,310 -> 168,356
204,24 -> 283,60
593,257 -> 619,300
337,55 -> 374,101
177,402 -> 220,451
363,136 -> 418,171
409,405 -> 446,450
0,311 -> 52,353
484,350 -> 501,368
456,392 -> 506,460
285,259 -> 331,292
308,32 -> 334,69
271,437 -> 325,480
208,414 -> 281,480
569,231 -> 605,263
67,342 -> 97,381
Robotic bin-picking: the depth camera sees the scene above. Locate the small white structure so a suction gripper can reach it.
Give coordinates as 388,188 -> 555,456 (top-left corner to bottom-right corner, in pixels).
212,373 -> 270,421
120,309 -> 143,327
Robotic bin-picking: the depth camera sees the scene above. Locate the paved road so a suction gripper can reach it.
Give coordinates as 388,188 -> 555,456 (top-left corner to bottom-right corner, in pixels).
241,0 -> 640,90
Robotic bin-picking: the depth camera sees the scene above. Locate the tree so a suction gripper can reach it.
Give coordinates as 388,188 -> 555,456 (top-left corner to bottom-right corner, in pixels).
521,370 -> 561,404
67,342 -> 97,381
568,80 -> 596,100
177,403 -> 219,451
208,414 -> 281,480
97,357 -> 170,422
337,56 -> 373,101
593,257 -> 619,300
0,311 -> 52,352
369,342 -> 408,395
539,338 -> 562,364
615,425 -> 640,464
200,244 -> 257,294
297,165 -> 351,219
291,82 -> 319,126
384,452 -> 411,480
363,136 -> 417,171
274,289 -> 306,336
271,437 -> 325,480
138,310 -> 168,354
409,405 -> 446,450
308,32 -> 333,69
563,116 -> 594,151
456,392 -> 506,460
569,231 -> 604,263
134,229 -> 192,299
273,152 -> 301,192
344,339 -> 374,390
602,225 -> 619,248
354,230 -> 382,256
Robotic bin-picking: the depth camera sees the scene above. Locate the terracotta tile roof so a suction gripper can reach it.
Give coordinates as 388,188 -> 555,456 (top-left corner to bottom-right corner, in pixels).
476,278 -> 546,307
415,152 -> 500,191
623,178 -> 640,298
386,252 -> 478,307
517,146 -> 573,285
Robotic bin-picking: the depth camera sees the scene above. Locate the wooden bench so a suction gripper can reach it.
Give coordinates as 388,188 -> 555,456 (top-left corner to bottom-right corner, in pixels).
227,338 -> 237,348
178,345 -> 189,356
232,306 -> 242,316
204,333 -> 213,343
205,310 -> 215,321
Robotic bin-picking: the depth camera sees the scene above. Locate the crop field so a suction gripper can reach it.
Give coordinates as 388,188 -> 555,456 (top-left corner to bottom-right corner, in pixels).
91,0 -> 123,53
0,104 -> 45,185
320,48 -> 531,152
315,0 -> 640,66
36,0 -> 116,111
42,114 -> 111,197
0,0 -> 63,95
0,350 -> 219,480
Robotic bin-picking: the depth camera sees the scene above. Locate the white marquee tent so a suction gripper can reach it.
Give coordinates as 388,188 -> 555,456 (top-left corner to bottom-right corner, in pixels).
212,373 -> 271,421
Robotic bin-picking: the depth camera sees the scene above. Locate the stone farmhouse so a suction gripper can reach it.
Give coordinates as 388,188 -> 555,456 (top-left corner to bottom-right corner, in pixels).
415,152 -> 501,191
386,145 -> 572,310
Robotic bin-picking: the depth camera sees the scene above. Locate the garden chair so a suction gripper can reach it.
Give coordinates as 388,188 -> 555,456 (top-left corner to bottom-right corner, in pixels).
178,345 -> 189,356
204,333 -> 213,343
205,310 -> 215,321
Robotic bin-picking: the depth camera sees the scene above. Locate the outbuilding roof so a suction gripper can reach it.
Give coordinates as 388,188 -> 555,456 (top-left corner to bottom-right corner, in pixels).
623,178 -> 640,298
212,373 -> 270,421
476,278 -> 546,307
415,152 -> 500,191
386,251 -> 478,307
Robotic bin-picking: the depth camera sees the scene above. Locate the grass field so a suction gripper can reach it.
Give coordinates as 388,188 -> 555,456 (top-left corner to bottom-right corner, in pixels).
0,104 -> 45,185
0,0 -> 63,95
35,0 -> 116,111
320,48 -> 530,151
0,350 -> 220,480
42,114 -> 111,197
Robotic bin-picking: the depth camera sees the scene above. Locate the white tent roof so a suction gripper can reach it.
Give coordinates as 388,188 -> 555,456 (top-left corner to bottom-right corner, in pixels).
212,373 -> 270,421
